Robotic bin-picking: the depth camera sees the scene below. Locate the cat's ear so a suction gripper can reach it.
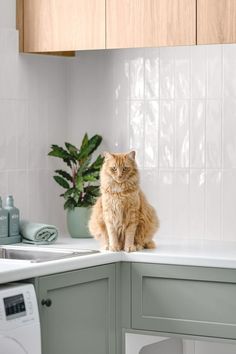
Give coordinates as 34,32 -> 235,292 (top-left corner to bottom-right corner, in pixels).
127,151 -> 136,160
103,152 -> 113,160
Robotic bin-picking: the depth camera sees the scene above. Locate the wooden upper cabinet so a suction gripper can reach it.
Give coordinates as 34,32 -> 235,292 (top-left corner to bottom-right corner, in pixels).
106,0 -> 196,49
197,0 -> 236,44
22,0 -> 105,52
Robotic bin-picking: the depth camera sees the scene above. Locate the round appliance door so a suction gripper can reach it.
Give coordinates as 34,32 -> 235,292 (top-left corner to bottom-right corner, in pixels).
0,335 -> 27,354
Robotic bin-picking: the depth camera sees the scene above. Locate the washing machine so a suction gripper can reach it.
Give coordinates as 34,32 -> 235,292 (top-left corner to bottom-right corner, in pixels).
0,283 -> 41,354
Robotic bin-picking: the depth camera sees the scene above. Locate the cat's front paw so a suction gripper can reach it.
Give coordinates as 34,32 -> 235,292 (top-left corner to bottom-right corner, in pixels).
124,244 -> 137,252
101,244 -> 109,251
109,244 -> 121,252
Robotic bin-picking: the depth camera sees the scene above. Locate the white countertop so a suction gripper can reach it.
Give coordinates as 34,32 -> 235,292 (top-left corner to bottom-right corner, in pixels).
1,236 -> 236,284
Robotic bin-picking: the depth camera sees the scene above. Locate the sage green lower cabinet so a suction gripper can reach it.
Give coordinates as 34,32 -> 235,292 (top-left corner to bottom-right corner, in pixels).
33,261 -> 236,353
37,264 -> 116,354
131,263 -> 236,340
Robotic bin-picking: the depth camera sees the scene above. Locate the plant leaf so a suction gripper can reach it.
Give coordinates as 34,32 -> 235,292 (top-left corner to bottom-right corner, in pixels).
76,175 -> 83,191
78,135 -> 102,161
89,155 -> 104,171
77,155 -> 92,176
48,145 -> 76,168
48,145 -> 70,159
53,175 -> 70,189
63,187 -> 76,198
64,198 -> 76,210
55,170 -> 73,182
65,142 -> 79,158
82,193 -> 96,207
83,170 -> 100,181
81,133 -> 89,150
84,185 -> 100,197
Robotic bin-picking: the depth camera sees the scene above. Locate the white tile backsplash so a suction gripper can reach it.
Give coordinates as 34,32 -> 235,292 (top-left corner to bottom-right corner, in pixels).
191,46 -> 207,99
189,170 -> 205,239
205,170 -> 222,240
1,1 -> 236,243
67,44 -> 236,241
0,2 -> 67,232
206,100 -> 222,168
159,100 -> 174,168
173,171 -> 189,238
160,47 -> 175,99
207,45 -> 222,99
190,100 -> 205,168
0,0 -> 15,29
175,46 -> 190,99
144,48 -> 159,99
175,100 -> 189,168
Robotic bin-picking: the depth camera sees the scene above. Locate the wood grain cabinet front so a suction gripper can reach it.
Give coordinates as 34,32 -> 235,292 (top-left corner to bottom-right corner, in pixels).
197,0 -> 236,44
18,0 -> 106,53
106,0 -> 197,49
37,265 -> 116,354
132,263 -> 236,340
16,0 -> 236,54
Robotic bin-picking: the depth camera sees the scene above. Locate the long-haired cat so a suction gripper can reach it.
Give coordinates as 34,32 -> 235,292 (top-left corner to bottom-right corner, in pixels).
88,151 -> 159,252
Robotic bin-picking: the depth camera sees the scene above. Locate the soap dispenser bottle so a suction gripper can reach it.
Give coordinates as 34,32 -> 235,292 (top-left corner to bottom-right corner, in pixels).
0,197 -> 8,238
5,195 -> 20,237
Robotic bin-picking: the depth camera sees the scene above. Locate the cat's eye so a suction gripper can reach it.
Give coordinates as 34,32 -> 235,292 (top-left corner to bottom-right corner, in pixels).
111,166 -> 117,172
123,167 -> 129,172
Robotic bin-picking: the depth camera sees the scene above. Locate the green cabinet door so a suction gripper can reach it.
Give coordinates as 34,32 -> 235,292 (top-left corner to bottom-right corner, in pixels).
37,264 -> 116,354
132,263 -> 236,340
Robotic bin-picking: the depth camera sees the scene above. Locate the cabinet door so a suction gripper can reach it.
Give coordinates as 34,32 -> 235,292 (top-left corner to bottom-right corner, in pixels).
106,0 -> 196,49
197,0 -> 236,44
132,263 -> 236,339
23,0 -> 105,52
38,265 -> 116,354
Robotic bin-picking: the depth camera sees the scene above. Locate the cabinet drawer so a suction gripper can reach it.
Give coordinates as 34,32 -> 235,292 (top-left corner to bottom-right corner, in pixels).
132,263 -> 236,339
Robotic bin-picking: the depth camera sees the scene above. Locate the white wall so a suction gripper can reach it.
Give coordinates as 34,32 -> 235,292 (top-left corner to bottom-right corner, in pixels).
67,45 -> 236,242
0,0 -> 68,232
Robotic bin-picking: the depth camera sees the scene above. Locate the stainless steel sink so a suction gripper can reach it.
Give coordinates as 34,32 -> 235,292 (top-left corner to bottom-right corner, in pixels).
0,246 -> 99,263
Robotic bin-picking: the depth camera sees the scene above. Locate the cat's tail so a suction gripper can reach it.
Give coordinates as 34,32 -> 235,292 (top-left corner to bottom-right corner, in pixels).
88,197 -> 102,239
144,240 -> 156,249
88,197 -> 108,242
135,192 -> 160,249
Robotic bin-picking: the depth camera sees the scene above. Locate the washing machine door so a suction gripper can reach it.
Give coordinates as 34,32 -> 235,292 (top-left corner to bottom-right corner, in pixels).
0,335 -> 27,354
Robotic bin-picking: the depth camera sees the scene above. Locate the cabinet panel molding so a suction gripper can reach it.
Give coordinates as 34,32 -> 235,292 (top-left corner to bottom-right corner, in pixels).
38,265 -> 116,354
132,263 -> 236,339
106,0 -> 196,49
197,0 -> 236,44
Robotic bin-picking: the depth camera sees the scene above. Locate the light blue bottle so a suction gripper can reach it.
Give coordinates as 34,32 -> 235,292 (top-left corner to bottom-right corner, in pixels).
0,197 -> 8,238
5,196 -> 20,237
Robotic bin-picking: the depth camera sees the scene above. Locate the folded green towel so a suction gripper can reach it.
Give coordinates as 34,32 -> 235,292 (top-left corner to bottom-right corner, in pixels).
20,221 -> 58,244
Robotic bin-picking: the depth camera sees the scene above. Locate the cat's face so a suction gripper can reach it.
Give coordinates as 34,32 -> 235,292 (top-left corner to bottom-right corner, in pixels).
103,151 -> 137,184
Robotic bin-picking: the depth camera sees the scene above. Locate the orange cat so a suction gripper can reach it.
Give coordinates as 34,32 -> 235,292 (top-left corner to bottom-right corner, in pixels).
88,151 -> 159,252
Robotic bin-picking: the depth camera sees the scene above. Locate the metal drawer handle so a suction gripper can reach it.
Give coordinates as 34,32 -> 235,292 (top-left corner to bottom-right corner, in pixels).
41,299 -> 52,307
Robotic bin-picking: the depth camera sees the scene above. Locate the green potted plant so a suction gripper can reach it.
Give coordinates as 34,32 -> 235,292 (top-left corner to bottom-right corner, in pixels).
48,133 -> 104,238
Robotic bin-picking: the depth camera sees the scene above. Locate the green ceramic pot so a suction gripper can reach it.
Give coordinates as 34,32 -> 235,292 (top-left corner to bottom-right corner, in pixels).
67,207 -> 92,238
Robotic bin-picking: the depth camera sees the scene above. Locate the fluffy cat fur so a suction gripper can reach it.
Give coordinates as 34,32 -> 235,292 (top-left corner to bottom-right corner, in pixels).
88,151 -> 159,252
